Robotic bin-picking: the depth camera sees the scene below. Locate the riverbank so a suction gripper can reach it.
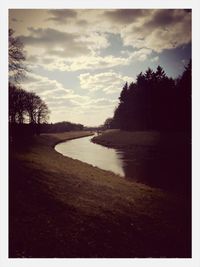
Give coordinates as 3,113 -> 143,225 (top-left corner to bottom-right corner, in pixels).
92,129 -> 190,149
92,130 -> 191,194
9,131 -> 191,257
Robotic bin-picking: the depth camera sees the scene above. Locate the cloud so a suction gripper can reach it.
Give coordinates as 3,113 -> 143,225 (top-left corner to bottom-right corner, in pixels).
104,9 -> 148,24
79,71 -> 133,94
85,98 -> 118,109
21,73 -> 79,113
64,55 -> 130,71
120,9 -> 191,52
22,72 -> 71,95
21,73 -> 116,121
151,56 -> 159,62
130,48 -> 152,61
20,26 -> 110,60
15,9 -> 191,74
27,54 -> 130,72
20,27 -> 92,57
13,9 -> 191,59
47,10 -> 77,24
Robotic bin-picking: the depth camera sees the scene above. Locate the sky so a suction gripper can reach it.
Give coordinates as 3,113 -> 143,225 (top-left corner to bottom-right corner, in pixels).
9,9 -> 191,127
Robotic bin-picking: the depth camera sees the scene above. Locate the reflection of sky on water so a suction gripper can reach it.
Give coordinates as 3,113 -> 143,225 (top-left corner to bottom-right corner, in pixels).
55,136 -> 125,177
55,134 -> 190,193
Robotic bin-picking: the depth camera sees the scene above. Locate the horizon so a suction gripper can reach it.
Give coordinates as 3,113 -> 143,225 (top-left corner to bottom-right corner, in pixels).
9,9 -> 191,127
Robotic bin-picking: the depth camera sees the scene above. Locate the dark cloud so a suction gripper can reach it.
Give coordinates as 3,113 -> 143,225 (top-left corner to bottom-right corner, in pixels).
21,27 -> 74,45
120,9 -> 191,52
104,9 -> 190,30
147,9 -> 189,28
20,27 -> 91,57
47,10 -> 77,24
104,9 -> 148,24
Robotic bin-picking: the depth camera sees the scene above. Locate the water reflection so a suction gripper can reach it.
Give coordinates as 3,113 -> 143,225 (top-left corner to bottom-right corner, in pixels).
55,135 -> 125,177
117,143 -> 190,193
55,135 -> 190,193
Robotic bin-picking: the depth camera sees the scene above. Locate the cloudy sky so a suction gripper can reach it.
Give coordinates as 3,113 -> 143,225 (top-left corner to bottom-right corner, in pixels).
9,9 -> 191,126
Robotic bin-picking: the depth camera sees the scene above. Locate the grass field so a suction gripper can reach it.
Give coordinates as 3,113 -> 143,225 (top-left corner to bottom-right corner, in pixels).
9,131 -> 191,258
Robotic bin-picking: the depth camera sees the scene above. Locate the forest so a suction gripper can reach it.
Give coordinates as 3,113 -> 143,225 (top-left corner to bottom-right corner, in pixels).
106,62 -> 191,132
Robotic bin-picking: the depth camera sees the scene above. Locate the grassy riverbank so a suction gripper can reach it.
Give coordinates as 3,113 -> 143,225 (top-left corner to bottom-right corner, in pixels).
92,130 -> 191,194
92,129 -> 190,149
9,131 -> 191,258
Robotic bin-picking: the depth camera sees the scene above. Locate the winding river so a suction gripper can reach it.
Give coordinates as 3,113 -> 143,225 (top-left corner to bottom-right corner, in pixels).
55,135 -> 125,177
55,134 -> 189,192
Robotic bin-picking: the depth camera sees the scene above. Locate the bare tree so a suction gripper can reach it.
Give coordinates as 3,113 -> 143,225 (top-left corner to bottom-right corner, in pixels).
9,83 -> 27,123
9,28 -> 26,83
9,29 -> 50,139
25,92 -> 49,124
104,118 -> 113,129
36,101 -> 50,124
9,85 -> 50,126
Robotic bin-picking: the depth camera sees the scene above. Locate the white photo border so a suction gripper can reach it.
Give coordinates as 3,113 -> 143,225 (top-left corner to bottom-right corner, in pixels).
0,1 -> 199,267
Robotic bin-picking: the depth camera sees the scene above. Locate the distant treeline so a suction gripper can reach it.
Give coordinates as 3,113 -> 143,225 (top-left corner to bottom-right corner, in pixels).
105,62 -> 191,132
9,83 -> 50,140
9,83 -> 49,125
9,82 -> 84,139
9,29 -> 85,142
40,121 -> 84,133
9,121 -> 84,142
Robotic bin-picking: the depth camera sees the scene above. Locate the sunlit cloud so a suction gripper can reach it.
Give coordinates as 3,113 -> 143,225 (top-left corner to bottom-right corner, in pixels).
79,71 -> 133,94
26,54 -> 131,72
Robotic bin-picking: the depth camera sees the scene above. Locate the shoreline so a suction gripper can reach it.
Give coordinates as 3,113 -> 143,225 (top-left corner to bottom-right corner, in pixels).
52,132 -> 94,148
91,129 -> 190,150
91,129 -> 191,195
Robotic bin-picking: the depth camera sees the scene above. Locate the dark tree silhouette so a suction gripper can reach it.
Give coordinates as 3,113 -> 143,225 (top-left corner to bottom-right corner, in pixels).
9,29 -> 27,83
111,63 -> 191,132
40,121 -> 84,133
103,118 -> 114,129
175,60 -> 191,131
9,84 -> 27,124
25,92 -> 49,124
36,101 -> 49,124
9,84 -> 50,126
9,29 -> 50,139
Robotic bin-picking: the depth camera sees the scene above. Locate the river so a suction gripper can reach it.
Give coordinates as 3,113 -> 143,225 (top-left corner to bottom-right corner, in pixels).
55,135 -> 125,177
55,134 -> 190,192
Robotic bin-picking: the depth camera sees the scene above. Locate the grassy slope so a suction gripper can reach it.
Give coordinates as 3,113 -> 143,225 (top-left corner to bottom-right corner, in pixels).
92,129 -> 190,148
92,129 -> 191,193
9,131 -> 191,258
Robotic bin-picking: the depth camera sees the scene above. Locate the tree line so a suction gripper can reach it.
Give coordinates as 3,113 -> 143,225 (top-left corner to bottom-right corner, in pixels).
40,121 -> 84,133
9,29 -> 51,139
105,63 -> 191,132
9,29 -> 85,140
9,83 -> 49,125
